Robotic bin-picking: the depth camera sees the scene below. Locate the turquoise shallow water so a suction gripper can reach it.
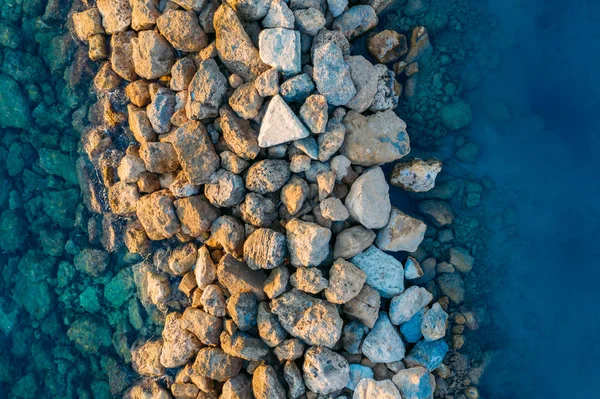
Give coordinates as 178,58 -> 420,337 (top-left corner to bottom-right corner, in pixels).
1,0 -> 599,397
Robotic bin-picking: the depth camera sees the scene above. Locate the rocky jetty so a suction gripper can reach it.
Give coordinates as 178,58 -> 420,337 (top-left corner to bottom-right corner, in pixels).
0,0 -> 494,398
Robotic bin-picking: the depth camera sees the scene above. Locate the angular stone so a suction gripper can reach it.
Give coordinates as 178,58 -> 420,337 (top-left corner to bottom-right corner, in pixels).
347,365 -> 374,391
376,208 -> 426,252
255,67 -> 280,97
281,176 -> 310,215
344,55 -> 377,113
214,4 -> 269,80
324,258 -> 366,304
263,0 -> 295,29
205,169 -> 246,207
332,5 -> 378,40
286,218 -> 331,267
193,348 -> 243,381
182,307 -> 222,346
253,364 -> 286,399
136,190 -> 181,240
389,286 -> 433,325
274,339 -> 304,361
421,302 -> 448,341
399,307 -> 425,343
227,292 -> 258,331
221,330 -> 269,361
220,105 -> 261,160
259,28 -> 301,77
300,94 -> 328,134
157,9 -> 208,52
160,313 -> 202,368
147,86 -> 175,133
218,254 -> 267,300
345,166 -> 391,229
258,302 -> 288,347
392,367 -> 433,399
186,59 -> 228,120
244,228 -> 287,270
246,159 -> 291,194
163,121 -> 220,185
229,82 -> 264,119
284,360 -> 305,399
362,312 -> 405,363
170,58 -> 196,91
369,64 -> 399,112
342,321 -> 369,354
194,246 -> 217,289
222,374 -> 253,399
367,30 -> 407,63
263,266 -> 290,299
108,181 -> 139,215
200,285 -> 228,317
293,8 -> 325,36
351,245 -> 403,298
239,192 -> 278,227
280,73 -> 315,103
271,289 -> 342,347
333,226 -> 376,259
174,195 -> 219,237
353,378 -> 402,399
313,42 -> 356,106
259,95 -> 310,147
132,30 -> 175,79
139,142 -> 178,173
130,0 -> 160,31
404,339 -> 448,371
391,158 -> 442,194
290,267 -> 328,294
418,200 -> 454,227
131,340 -> 165,377
97,0 -> 132,34
207,216 -> 245,257
320,197 -> 349,221
342,110 -> 410,166
312,28 -> 350,57
73,8 -> 104,41
302,346 -> 349,394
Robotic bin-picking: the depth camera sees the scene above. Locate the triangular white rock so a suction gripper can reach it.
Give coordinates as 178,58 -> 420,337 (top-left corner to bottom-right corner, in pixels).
259,95 -> 310,147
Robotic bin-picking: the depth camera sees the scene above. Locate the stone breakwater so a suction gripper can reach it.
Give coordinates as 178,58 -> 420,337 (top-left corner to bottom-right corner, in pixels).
0,0 -> 491,398
69,0 -> 468,398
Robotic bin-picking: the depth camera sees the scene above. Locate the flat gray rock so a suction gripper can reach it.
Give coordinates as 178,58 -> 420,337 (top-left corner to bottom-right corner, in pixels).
259,28 -> 301,77
351,245 -> 404,298
313,42 -> 356,106
361,312 -> 405,363
345,166 -> 391,229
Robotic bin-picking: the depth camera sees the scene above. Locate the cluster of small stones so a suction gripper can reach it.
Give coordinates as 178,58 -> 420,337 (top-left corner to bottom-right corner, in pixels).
68,0 -> 490,398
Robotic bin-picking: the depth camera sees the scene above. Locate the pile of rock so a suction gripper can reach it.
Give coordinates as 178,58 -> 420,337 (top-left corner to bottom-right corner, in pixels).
73,0 -> 448,397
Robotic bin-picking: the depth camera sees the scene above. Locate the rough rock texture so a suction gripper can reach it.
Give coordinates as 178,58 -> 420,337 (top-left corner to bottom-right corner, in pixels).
361,312 -> 405,363
345,166 -> 391,229
332,5 -> 378,40
214,4 -> 269,80
351,245 -> 404,298
136,190 -> 181,240
324,258 -> 366,304
157,9 -> 208,52
342,110 -> 410,166
271,289 -> 342,347
244,228 -> 287,270
259,95 -> 310,147
390,158 -> 442,192
376,208 -> 427,252
334,226 -> 376,259
353,378 -> 402,399
313,42 -> 356,106
286,218 -> 331,267
186,59 -> 228,120
389,286 -> 433,325
259,28 -> 301,77
193,348 -> 243,381
132,30 -> 175,79
302,346 -> 350,395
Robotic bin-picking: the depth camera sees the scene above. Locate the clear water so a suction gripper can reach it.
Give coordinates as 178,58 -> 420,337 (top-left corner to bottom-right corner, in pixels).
1,0 -> 599,397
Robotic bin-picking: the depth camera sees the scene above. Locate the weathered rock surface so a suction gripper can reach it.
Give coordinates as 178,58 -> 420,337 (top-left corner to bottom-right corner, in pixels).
286,218 -> 331,267
259,28 -> 301,77
186,59 -> 228,120
214,4 -> 269,80
376,208 -> 427,252
174,195 -> 219,237
271,289 -> 342,347
217,254 -> 267,300
132,30 -> 175,79
351,245 -> 404,298
193,348 -> 243,381
345,166 -> 391,229
389,286 -> 433,325
302,346 -> 350,394
324,258 -> 366,304
244,228 -> 287,270
353,378 -> 402,399
392,367 -> 433,399
361,312 -> 405,363
332,5 -> 378,40
136,190 -> 181,240
157,9 -> 208,52
391,158 -> 442,193
342,110 -> 410,166
313,42 -> 356,106
259,95 -> 310,147
333,226 -> 376,259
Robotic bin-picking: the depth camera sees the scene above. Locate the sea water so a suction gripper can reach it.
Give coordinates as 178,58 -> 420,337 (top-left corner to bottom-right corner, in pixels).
1,0 -> 599,397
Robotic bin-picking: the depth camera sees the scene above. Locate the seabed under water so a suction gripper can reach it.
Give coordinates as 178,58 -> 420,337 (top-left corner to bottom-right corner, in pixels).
0,0 -> 599,397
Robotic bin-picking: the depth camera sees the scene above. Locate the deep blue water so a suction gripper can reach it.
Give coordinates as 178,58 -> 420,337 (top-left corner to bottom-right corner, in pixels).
468,0 -> 600,396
